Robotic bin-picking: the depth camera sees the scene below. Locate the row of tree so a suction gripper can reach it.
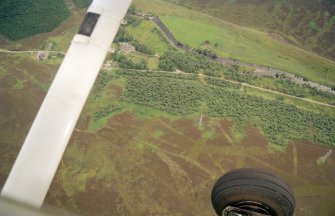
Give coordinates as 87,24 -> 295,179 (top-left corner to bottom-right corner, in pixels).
158,50 -> 221,73
194,48 -> 217,59
116,70 -> 198,80
121,73 -> 335,147
111,54 -> 148,70
157,50 -> 334,104
250,76 -> 335,104
93,104 -> 121,121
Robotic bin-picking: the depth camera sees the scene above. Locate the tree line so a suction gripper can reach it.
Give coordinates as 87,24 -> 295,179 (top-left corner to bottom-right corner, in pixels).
114,27 -> 154,55
121,73 -> 335,147
0,0 -> 69,40
157,50 -> 334,103
111,54 -> 148,70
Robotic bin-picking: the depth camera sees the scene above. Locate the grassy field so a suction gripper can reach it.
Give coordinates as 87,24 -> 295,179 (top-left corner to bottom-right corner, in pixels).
126,18 -> 171,55
132,0 -> 335,88
167,0 -> 335,60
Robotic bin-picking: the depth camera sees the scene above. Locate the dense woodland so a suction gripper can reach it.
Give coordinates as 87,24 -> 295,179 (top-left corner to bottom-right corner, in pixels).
120,72 -> 335,146
0,0 -> 69,40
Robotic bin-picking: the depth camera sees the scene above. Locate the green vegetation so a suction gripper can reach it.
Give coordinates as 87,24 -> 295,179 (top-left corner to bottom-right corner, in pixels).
120,71 -> 335,147
132,40 -> 154,55
158,50 -> 221,75
73,0 -> 92,8
114,43 -> 334,105
250,76 -> 335,105
132,0 -> 335,87
91,71 -> 121,98
194,48 -> 217,59
111,54 -> 148,70
115,19 -> 165,55
115,70 -> 198,84
0,0 -> 70,40
159,15 -> 335,87
166,0 -> 335,61
124,76 -> 204,115
316,158 -> 326,166
127,52 -> 159,70
93,104 -> 122,121
114,28 -> 134,43
126,18 -> 171,54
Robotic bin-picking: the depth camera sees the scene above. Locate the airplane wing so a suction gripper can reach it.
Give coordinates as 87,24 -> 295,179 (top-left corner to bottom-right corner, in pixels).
1,0 -> 132,208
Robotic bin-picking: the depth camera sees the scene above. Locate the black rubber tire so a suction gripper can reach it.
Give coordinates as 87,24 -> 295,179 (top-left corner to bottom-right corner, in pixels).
211,168 -> 295,216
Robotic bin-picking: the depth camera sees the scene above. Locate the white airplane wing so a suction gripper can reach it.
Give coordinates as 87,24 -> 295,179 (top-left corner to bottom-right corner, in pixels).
1,0 -> 132,208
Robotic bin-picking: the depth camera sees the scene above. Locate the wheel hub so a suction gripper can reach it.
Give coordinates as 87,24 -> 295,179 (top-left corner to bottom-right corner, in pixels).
222,201 -> 271,216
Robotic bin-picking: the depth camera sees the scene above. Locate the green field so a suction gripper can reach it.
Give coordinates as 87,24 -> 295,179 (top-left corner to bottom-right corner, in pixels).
169,0 -> 335,60
126,18 -> 171,54
133,0 -> 335,88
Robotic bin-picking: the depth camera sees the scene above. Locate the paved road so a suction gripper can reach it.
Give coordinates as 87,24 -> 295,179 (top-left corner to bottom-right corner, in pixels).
149,16 -> 335,95
111,67 -> 335,108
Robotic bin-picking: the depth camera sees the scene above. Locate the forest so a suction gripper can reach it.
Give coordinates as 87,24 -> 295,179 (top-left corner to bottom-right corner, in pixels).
0,0 -> 69,40
120,71 -> 334,147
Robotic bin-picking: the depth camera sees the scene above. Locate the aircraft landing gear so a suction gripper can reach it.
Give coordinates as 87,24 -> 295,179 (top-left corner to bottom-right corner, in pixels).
211,168 -> 295,216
